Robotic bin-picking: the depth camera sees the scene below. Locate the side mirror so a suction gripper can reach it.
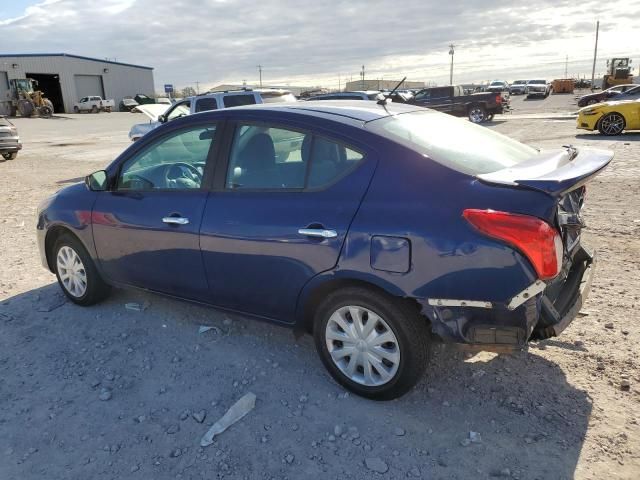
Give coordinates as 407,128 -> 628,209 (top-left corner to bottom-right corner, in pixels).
158,114 -> 167,123
85,170 -> 108,191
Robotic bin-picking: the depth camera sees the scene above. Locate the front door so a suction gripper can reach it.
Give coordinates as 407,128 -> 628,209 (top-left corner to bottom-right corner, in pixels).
92,123 -> 219,300
199,121 -> 377,322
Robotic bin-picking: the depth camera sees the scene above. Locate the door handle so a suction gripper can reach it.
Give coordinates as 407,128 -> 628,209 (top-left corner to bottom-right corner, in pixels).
298,228 -> 337,238
162,216 -> 189,225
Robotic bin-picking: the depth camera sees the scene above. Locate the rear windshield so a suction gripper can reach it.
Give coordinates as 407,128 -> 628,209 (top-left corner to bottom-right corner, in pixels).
366,110 -> 537,175
223,94 -> 257,108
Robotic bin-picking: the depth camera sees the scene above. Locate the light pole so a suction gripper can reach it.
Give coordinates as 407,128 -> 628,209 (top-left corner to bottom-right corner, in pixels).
448,44 -> 455,86
257,65 -> 263,87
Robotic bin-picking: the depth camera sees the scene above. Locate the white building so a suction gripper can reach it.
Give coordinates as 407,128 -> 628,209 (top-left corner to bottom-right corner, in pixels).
0,53 -> 154,114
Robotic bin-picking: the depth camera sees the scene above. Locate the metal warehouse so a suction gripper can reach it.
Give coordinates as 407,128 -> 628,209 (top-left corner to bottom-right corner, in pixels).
0,53 -> 154,114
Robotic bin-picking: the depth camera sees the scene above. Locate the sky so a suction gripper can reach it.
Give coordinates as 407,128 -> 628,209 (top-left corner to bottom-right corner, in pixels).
1,0 -> 639,92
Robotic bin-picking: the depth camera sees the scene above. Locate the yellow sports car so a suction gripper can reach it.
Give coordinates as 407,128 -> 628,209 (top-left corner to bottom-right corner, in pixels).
577,99 -> 640,135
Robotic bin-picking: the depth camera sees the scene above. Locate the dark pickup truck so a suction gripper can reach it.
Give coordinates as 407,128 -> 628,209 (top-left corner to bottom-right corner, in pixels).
405,85 -> 508,123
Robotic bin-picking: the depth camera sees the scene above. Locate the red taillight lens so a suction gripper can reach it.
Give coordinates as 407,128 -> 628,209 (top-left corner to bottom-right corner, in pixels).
496,94 -> 502,104
463,209 -> 563,280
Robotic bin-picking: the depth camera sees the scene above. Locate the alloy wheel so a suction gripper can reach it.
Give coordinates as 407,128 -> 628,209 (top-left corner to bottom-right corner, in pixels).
325,305 -> 400,386
600,114 -> 625,135
56,246 -> 87,298
469,108 -> 486,123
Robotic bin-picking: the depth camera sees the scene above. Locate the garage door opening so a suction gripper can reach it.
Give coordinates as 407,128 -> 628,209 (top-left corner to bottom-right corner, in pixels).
26,73 -> 65,113
74,75 -> 105,102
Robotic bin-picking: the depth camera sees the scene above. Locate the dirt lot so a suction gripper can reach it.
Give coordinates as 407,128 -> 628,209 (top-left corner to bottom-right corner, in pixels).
1,93 -> 639,480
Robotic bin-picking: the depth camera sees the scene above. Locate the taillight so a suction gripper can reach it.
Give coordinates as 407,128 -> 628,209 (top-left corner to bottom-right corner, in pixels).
463,209 -> 563,280
495,94 -> 502,104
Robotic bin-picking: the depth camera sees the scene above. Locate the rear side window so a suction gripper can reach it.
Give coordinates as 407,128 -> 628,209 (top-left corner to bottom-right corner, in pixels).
366,110 -> 537,175
223,95 -> 257,108
226,124 -> 364,190
195,97 -> 218,112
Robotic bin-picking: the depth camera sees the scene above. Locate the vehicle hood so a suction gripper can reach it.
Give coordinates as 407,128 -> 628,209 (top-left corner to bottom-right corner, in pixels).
578,99 -> 638,112
132,103 -> 171,120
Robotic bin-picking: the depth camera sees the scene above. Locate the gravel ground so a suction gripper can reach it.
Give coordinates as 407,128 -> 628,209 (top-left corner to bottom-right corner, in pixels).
1,95 -> 638,480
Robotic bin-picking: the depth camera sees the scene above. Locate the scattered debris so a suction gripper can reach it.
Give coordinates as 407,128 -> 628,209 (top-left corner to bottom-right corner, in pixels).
394,427 -> 406,436
192,410 -> 207,423
198,325 -> 220,335
125,301 -> 149,312
200,392 -> 256,447
365,457 -> 388,473
620,379 -> 631,391
98,388 -> 112,401
604,322 -> 614,329
469,431 -> 482,443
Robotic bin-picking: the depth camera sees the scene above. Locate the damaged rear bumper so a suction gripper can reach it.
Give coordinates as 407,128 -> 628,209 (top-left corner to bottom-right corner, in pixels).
422,247 -> 595,349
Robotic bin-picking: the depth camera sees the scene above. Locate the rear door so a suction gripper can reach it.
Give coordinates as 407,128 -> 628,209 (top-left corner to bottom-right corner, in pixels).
199,118 -> 377,322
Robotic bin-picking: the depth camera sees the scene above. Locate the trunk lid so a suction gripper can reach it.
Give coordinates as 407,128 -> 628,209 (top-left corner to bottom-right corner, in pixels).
477,147 -> 613,197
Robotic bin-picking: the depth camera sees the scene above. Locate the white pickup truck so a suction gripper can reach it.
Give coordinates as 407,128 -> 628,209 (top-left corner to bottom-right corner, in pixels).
73,96 -> 115,113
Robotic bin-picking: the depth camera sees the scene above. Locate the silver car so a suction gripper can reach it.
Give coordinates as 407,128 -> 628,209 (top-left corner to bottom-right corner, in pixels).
0,116 -> 21,160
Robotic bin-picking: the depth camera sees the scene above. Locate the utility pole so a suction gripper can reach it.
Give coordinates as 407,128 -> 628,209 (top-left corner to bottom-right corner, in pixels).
564,55 -> 568,78
361,65 -> 365,90
448,44 -> 455,86
591,21 -> 599,90
195,81 -> 200,94
257,65 -> 263,87
338,73 -> 341,92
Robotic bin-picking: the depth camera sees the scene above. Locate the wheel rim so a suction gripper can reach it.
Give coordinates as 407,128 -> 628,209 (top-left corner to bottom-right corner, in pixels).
469,109 -> 485,123
325,305 -> 400,387
56,246 -> 87,297
600,114 -> 624,135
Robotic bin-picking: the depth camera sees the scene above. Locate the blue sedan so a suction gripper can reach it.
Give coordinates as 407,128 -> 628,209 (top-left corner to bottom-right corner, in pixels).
37,101 -> 612,399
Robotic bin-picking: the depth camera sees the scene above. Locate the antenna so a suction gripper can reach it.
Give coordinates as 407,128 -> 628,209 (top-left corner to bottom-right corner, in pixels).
378,76 -> 407,105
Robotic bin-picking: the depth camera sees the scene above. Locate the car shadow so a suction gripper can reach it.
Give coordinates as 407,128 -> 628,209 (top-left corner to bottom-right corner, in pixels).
0,284 -> 592,479
56,176 -> 85,185
575,133 -> 640,141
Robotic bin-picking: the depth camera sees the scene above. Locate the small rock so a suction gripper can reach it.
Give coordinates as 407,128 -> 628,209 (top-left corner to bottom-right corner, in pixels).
99,388 -> 112,401
409,467 -> 421,477
170,448 -> 182,458
192,410 -> 207,423
394,427 -> 405,436
460,438 -> 471,447
469,431 -> 482,443
621,330 -> 629,335
364,457 -> 388,473
621,379 -> 631,391
166,424 -> 180,434
334,424 -> 344,436
130,465 -> 140,472
299,395 -> 308,403
604,322 -> 614,329
179,410 -> 190,421
284,454 -> 294,464
328,435 -> 336,442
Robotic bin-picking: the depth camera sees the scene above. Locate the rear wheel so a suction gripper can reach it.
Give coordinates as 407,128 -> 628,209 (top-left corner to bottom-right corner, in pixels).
44,99 -> 54,114
468,105 -> 487,123
18,99 -> 34,117
598,113 -> 625,136
91,105 -> 99,114
313,287 -> 430,400
73,106 -> 80,113
53,234 -> 110,306
2,152 -> 17,160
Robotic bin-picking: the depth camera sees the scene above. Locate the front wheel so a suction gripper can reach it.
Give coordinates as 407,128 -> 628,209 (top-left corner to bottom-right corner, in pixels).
598,112 -> 625,136
73,106 -> 80,113
53,234 -> 111,306
314,287 -> 430,400
468,105 -> 487,123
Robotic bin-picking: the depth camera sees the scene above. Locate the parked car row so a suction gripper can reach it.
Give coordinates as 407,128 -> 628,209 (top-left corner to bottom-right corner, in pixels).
577,84 -> 640,107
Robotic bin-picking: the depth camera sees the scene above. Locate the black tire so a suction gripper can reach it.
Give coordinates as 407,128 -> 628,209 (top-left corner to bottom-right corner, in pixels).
487,113 -> 495,121
44,99 -> 54,114
2,152 -> 18,160
18,99 -> 34,117
468,104 -> 487,123
598,112 -> 625,136
92,105 -> 99,114
52,233 -> 111,306
73,106 -> 80,113
313,287 -> 430,400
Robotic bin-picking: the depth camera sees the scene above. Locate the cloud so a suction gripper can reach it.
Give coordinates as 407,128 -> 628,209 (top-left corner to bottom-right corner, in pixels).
0,0 -> 638,90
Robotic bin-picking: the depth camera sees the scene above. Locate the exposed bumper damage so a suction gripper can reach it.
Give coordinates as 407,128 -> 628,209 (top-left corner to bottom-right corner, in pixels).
421,247 -> 595,350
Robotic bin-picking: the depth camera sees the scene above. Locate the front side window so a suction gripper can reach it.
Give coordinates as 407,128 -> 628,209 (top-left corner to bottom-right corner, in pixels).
226,124 -> 364,190
118,125 -> 216,190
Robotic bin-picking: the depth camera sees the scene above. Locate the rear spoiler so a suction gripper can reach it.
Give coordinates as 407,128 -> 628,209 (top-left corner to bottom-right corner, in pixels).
477,148 -> 613,197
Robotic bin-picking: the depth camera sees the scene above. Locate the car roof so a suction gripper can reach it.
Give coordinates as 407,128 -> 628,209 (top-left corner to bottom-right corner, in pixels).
217,100 -> 424,123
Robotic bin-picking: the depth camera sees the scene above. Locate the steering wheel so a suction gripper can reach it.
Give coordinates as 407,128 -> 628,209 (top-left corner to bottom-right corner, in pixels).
164,162 -> 203,188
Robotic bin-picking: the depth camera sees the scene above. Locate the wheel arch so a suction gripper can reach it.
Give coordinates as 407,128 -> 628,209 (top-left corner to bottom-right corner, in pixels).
294,276 -> 426,336
44,225 -> 84,272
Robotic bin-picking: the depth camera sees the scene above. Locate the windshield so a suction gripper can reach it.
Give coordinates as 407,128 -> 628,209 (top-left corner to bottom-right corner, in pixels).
490,82 -> 504,86
513,80 -> 526,85
365,110 -> 537,175
529,80 -> 546,85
